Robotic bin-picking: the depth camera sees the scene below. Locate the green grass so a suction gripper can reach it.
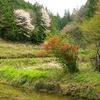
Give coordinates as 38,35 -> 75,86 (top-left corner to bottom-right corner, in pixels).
0,39 -> 100,99
78,49 -> 96,61
0,57 -> 57,70
0,66 -> 100,99
0,67 -> 55,79
64,69 -> 100,83
1,62 -> 100,84
0,66 -> 60,93
0,62 -> 100,85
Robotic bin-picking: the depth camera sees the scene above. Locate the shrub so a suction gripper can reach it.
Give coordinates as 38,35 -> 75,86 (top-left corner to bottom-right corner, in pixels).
36,51 -> 45,57
42,37 -> 80,73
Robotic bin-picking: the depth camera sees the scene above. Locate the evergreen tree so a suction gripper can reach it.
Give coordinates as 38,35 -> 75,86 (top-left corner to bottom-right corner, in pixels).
31,3 -> 46,44
61,10 -> 71,28
54,13 -> 62,30
86,0 -> 98,18
48,13 -> 58,34
0,0 -> 49,43
0,0 -> 17,40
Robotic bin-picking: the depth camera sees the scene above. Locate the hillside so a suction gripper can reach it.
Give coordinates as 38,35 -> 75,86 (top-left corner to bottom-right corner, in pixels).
0,0 -> 100,99
0,37 -> 100,100
0,39 -> 39,58
0,0 -> 51,43
0,0 -> 98,44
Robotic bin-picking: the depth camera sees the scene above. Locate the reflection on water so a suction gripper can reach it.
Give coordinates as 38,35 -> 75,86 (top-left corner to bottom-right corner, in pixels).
0,84 -> 83,100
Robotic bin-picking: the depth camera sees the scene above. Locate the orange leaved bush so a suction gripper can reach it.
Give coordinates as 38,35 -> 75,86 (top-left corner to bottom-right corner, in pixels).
41,43 -> 50,51
49,38 -> 57,44
41,37 -> 80,73
36,51 -> 45,57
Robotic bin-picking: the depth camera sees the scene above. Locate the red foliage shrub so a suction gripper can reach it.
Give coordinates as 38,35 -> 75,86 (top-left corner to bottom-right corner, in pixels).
41,37 -> 79,73
36,51 -> 45,57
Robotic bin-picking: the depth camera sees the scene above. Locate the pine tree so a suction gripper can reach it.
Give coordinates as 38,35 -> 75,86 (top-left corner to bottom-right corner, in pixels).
86,0 -> 98,18
0,0 -> 17,40
31,3 -> 46,44
61,10 -> 71,28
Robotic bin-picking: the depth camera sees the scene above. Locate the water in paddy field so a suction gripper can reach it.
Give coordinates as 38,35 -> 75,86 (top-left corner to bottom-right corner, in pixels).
0,84 -> 83,100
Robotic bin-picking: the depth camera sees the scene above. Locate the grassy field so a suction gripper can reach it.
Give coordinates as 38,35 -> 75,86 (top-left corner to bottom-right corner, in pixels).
0,39 -> 100,99
0,64 -> 100,99
0,39 -> 41,58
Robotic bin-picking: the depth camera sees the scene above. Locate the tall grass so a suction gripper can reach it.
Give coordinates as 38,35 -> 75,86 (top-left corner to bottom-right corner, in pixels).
0,39 -> 40,58
0,66 -> 59,86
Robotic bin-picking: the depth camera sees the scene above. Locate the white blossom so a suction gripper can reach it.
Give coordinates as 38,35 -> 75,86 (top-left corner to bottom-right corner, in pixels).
14,9 -> 34,31
41,8 -> 51,27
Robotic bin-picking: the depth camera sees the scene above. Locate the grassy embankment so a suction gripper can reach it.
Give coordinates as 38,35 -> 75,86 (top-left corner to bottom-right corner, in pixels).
0,39 -> 100,99
0,38 -> 40,58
